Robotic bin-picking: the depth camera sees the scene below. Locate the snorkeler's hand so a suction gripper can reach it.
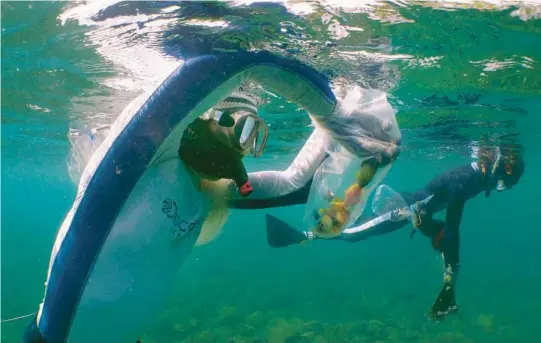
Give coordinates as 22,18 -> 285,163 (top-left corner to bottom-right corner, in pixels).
376,144 -> 400,166
316,103 -> 401,162
427,284 -> 459,321
392,207 -> 410,222
411,202 -> 423,229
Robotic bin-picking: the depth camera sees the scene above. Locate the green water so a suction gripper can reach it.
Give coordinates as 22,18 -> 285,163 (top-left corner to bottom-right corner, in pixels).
2,1 -> 541,342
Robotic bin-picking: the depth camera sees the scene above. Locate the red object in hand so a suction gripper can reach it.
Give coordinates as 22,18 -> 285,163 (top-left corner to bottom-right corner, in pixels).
239,181 -> 253,197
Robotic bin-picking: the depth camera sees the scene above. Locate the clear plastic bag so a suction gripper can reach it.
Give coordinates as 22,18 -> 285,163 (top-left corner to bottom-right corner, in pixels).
371,184 -> 436,223
303,145 -> 391,238
302,85 -> 401,238
67,125 -> 110,185
311,85 -> 401,162
372,184 -> 411,222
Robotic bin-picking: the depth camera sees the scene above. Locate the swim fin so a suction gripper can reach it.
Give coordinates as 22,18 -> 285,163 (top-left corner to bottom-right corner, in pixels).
428,285 -> 459,321
266,214 -> 308,248
23,315 -> 46,343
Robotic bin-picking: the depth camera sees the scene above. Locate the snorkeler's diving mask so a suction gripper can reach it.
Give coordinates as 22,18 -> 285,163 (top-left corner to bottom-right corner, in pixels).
496,157 -> 524,191
211,92 -> 269,158
483,146 -> 525,192
233,113 -> 268,158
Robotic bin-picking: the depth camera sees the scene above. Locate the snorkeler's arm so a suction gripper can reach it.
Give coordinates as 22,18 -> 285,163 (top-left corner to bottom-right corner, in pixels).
228,138 -> 387,209
227,128 -> 330,205
418,164 -> 480,218
428,200 -> 464,320
309,92 -> 402,164
337,210 -> 410,243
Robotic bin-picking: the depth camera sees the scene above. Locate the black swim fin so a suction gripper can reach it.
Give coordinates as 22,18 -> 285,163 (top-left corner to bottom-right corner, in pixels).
428,285 -> 459,321
266,214 -> 308,248
23,315 -> 46,343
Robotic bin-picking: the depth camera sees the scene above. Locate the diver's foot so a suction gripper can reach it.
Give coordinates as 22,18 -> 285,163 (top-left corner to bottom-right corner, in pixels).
300,231 -> 315,245
266,214 -> 309,247
427,285 -> 459,321
428,304 -> 459,322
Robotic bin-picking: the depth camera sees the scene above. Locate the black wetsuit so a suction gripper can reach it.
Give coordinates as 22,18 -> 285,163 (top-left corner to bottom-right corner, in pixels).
334,162 -> 491,319
339,162 -> 488,244
338,163 -> 488,275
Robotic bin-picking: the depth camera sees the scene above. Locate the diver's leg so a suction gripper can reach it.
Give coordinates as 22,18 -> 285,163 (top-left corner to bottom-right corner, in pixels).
408,212 -> 457,321
413,215 -> 445,246
427,201 -> 464,321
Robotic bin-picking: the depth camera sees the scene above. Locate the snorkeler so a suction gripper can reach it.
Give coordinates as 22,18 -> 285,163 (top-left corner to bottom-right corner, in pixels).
178,90 -> 268,197
176,89 -> 271,245
264,144 -> 525,321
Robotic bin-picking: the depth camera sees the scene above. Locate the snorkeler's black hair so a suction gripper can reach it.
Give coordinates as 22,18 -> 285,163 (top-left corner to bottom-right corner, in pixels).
506,157 -> 525,187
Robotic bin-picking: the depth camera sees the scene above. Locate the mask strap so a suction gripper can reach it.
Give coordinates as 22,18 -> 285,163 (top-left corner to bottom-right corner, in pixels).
485,147 -> 506,197
254,116 -> 268,158
490,147 -> 502,176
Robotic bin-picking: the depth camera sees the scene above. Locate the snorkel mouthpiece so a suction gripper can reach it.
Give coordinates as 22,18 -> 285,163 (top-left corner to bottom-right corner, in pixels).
239,180 -> 253,197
